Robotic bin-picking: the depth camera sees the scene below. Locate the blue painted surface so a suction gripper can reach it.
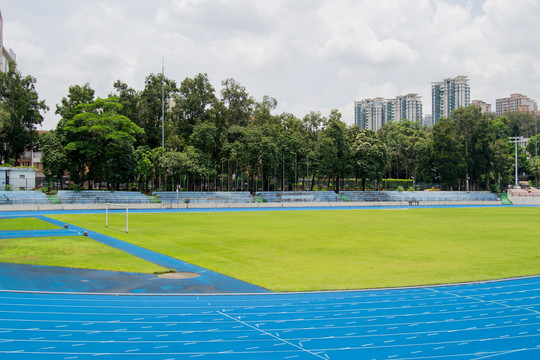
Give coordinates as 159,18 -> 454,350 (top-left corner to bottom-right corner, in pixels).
0,262 -> 259,294
0,276 -> 539,359
0,228 -> 80,239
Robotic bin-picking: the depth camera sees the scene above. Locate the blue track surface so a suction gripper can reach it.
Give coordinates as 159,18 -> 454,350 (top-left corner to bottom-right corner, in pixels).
1,276 -> 540,359
1,206 -> 540,359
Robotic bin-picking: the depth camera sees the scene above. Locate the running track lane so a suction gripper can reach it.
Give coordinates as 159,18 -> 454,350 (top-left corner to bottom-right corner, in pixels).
1,276 -> 540,359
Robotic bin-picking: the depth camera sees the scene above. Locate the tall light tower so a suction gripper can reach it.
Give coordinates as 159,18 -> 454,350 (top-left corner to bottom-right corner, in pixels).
510,136 -> 523,188
161,57 -> 165,149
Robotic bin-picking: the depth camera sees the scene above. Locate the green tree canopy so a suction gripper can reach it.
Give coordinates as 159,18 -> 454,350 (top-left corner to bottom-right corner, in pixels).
0,62 -> 48,163
62,97 -> 143,188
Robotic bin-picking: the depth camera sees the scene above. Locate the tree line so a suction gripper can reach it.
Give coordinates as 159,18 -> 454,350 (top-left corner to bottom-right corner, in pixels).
0,63 -> 537,193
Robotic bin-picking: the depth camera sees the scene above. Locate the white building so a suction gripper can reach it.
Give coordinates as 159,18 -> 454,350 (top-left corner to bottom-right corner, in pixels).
0,167 -> 36,190
354,94 -> 423,131
432,76 -> 470,123
0,10 -> 16,72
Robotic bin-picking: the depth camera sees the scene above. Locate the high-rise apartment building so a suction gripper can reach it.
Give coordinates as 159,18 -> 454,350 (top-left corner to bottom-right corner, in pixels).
354,94 -> 422,131
495,94 -> 537,117
354,98 -> 386,131
471,100 -> 492,114
0,10 -> 16,72
431,76 -> 470,123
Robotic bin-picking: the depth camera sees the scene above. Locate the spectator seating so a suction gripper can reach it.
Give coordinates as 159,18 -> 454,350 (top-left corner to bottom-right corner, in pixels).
341,191 -> 500,202
57,190 -> 150,204
0,191 -> 50,205
153,191 -> 254,204
256,191 -> 342,203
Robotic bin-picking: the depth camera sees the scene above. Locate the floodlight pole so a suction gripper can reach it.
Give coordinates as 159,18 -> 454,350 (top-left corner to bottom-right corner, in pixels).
161,57 -> 165,150
510,136 -> 522,188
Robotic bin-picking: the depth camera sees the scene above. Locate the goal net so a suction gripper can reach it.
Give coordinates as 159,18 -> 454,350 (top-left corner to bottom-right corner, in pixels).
105,203 -> 129,233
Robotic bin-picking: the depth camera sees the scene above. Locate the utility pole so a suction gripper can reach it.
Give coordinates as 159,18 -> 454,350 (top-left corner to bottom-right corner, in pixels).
161,57 -> 165,149
510,136 -> 522,188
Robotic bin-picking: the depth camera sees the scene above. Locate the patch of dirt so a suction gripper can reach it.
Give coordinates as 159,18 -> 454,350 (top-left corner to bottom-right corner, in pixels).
157,272 -> 200,279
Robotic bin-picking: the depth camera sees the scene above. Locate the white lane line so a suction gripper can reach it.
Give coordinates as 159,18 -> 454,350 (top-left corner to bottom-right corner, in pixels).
473,348 -> 527,359
426,287 -> 540,315
217,311 -> 327,360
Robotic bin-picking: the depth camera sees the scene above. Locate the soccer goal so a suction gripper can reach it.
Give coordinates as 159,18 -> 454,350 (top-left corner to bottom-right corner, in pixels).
105,203 -> 129,233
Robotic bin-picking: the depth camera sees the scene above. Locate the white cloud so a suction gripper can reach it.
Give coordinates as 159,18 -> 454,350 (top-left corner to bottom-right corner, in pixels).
0,0 -> 539,129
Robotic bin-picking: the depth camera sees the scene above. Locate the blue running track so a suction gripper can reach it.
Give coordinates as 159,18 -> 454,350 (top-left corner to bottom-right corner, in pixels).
1,276 -> 540,359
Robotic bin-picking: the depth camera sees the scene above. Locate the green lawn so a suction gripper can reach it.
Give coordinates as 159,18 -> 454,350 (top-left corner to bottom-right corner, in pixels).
0,235 -> 168,274
50,207 -> 540,291
0,217 -> 61,230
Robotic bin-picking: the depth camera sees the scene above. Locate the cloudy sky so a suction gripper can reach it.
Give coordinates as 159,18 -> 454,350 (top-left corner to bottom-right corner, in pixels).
1,0 -> 539,129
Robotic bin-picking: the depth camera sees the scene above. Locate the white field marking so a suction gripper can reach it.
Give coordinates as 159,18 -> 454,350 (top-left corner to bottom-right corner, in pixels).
426,287 -> 540,315
217,311 -> 328,360
473,348 -> 527,359
16,319 -> 538,345
0,299 -> 504,320
2,315 -> 538,341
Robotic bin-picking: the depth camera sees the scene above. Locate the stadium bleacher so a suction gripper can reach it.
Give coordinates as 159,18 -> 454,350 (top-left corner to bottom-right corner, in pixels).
341,191 -> 500,202
0,189 -> 501,206
153,191 -> 254,204
256,191 -> 341,202
0,191 -> 49,205
56,190 -> 150,204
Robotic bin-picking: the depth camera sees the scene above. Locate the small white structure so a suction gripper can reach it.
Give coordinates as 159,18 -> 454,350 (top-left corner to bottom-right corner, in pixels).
0,167 -> 36,190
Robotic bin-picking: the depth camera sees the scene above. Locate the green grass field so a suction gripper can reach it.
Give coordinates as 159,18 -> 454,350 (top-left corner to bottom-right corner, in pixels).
50,207 -> 540,291
0,236 -> 168,273
0,217 -> 61,230
0,217 -> 167,274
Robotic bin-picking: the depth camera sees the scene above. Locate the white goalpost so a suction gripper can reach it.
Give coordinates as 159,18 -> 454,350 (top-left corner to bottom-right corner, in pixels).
105,203 -> 129,233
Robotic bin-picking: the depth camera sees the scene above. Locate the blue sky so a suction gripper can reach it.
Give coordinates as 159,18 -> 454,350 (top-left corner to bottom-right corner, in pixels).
2,0 -> 539,129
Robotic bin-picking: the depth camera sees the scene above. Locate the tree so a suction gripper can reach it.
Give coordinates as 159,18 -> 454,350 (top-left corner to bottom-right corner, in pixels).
316,110 -> 352,193
491,138 -> 513,191
111,80 -> 140,132
432,117 -> 464,189
138,73 -> 177,148
173,73 -> 217,142
252,96 -> 278,125
526,135 -> 540,158
62,97 -> 143,188
0,62 -> 48,164
505,112 -> 535,137
355,129 -> 388,190
134,146 -> 153,192
38,131 -> 67,189
528,157 -> 540,188
56,83 -> 95,130
379,120 -> 422,179
220,78 -> 253,127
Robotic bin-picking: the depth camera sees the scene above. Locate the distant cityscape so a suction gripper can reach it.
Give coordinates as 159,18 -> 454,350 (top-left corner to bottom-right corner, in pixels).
354,75 -> 538,130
